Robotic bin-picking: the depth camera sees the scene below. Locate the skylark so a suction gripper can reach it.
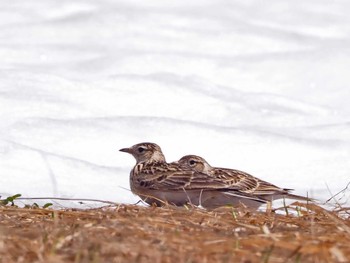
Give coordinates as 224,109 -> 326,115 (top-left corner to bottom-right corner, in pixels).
120,142 -> 267,208
177,155 -> 311,205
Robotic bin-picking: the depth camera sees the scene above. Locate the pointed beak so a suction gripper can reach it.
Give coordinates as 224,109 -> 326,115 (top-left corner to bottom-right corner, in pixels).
119,147 -> 132,154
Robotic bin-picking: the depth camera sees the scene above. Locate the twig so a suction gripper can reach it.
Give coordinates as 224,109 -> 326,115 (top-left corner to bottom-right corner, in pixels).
14,197 -> 119,205
325,181 -> 350,203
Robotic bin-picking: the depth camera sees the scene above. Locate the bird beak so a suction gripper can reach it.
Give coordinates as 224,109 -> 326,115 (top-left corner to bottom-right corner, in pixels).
119,147 -> 132,153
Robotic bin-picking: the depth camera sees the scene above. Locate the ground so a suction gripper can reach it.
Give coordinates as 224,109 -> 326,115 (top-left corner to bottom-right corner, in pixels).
0,202 -> 349,263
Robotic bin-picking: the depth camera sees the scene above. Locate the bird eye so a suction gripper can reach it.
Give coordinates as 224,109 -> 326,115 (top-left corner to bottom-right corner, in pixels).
138,147 -> 145,153
189,160 -> 196,166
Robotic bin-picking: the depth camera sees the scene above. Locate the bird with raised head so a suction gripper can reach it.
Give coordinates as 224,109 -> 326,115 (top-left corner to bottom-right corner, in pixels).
120,143 -> 268,208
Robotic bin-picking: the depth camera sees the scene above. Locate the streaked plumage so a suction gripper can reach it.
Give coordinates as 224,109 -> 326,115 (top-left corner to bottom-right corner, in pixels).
177,155 -> 311,203
120,142 -> 267,208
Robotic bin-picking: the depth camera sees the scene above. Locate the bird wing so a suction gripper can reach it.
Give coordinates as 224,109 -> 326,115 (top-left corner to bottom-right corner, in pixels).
212,168 -> 290,196
134,162 -> 234,190
133,162 -> 268,204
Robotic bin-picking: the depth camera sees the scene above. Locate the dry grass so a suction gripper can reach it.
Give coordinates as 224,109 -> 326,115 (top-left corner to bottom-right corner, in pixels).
0,202 -> 349,263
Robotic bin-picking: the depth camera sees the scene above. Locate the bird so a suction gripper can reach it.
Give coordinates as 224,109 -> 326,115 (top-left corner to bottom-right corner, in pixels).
119,142 -> 268,209
177,154 -> 311,205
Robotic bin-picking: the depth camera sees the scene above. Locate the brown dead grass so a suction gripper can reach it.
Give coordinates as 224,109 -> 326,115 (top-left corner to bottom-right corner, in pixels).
0,203 -> 349,263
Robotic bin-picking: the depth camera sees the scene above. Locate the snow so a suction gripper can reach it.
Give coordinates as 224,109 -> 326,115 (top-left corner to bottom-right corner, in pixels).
1,0 -> 350,208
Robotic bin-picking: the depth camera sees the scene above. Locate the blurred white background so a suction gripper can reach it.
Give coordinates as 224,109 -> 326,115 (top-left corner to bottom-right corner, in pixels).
1,0 -> 350,207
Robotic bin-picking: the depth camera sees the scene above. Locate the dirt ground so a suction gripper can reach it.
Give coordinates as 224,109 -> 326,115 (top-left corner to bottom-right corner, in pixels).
0,202 -> 349,263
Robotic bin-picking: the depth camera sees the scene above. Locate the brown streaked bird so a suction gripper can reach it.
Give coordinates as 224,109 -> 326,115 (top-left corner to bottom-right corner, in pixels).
177,155 -> 311,204
120,142 -> 268,209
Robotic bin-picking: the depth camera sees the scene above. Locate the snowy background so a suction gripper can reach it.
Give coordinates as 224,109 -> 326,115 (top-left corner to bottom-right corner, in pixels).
1,0 -> 350,208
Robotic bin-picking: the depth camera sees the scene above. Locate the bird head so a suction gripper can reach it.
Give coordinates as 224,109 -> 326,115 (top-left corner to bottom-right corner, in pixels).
119,142 -> 166,163
177,155 -> 212,173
